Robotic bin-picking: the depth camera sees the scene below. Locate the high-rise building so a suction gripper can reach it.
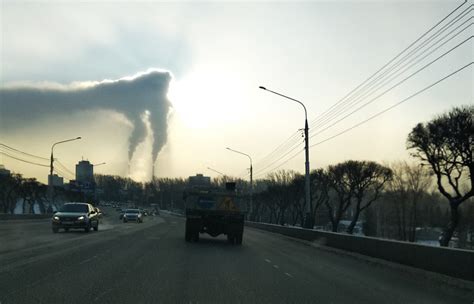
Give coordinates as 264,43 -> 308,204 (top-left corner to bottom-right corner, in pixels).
76,160 -> 94,183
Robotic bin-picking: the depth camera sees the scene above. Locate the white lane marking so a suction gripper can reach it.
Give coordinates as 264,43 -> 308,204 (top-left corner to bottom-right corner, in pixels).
285,272 -> 293,278
264,259 -> 271,263
273,265 -> 279,269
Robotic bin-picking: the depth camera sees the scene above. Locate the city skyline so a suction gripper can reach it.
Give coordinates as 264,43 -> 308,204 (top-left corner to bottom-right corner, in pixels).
1,0 -> 472,183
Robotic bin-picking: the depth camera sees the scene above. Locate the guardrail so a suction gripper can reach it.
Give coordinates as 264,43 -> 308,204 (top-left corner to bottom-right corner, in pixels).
246,221 -> 474,281
0,214 -> 52,220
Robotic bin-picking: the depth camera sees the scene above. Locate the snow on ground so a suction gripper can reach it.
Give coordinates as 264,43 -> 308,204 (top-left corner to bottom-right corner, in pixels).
416,240 -> 440,247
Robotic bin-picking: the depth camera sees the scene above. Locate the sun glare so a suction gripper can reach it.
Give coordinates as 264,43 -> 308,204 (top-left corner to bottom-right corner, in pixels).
168,70 -> 244,129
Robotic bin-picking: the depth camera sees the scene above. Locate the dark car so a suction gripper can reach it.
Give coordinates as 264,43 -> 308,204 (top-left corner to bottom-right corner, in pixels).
52,203 -> 99,233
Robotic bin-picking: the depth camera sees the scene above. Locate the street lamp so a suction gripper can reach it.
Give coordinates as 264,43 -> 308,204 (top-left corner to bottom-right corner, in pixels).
93,162 -> 106,167
259,86 -> 312,228
226,147 -> 253,220
49,137 -> 82,204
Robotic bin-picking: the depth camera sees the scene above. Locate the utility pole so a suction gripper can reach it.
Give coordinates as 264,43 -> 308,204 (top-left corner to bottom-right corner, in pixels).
259,86 -> 313,228
49,137 -> 82,206
226,147 -> 253,220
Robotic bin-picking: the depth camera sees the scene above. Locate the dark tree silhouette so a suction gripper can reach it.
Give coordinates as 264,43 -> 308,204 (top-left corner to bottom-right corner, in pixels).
325,162 -> 355,232
344,161 -> 392,234
407,105 -> 473,246
0,173 -> 23,213
310,169 -> 330,227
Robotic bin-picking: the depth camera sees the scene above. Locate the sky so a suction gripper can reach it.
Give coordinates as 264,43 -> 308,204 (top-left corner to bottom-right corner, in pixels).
0,0 -> 472,183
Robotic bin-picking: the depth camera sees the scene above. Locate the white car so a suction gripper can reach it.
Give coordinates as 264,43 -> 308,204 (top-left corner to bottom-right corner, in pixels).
123,209 -> 143,223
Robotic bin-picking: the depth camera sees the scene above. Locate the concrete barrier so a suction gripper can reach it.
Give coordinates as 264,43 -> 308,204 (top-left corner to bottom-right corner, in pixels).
246,221 -> 474,281
0,214 -> 52,220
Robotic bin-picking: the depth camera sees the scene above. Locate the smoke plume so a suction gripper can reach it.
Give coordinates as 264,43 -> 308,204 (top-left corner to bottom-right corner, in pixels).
0,69 -> 172,170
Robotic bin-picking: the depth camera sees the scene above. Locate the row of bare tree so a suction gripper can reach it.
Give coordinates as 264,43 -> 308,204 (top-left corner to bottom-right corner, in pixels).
251,160 -> 392,233
250,105 -> 473,247
0,174 -> 49,214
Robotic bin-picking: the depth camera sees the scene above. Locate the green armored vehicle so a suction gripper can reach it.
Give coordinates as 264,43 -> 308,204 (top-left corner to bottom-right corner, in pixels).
184,176 -> 245,245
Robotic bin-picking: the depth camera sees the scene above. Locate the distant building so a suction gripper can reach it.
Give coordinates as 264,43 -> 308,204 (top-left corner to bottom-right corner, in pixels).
48,174 -> 64,186
75,160 -> 95,194
0,165 -> 11,176
188,174 -> 211,187
76,160 -> 94,183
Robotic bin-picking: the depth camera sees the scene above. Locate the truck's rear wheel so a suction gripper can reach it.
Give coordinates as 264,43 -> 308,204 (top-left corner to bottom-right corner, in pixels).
236,233 -> 243,245
185,223 -> 192,242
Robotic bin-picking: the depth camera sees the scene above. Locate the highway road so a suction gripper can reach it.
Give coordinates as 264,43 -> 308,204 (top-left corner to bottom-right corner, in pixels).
0,208 -> 473,304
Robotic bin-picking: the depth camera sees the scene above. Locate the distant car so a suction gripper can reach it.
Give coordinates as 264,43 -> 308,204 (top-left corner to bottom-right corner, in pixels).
119,208 -> 126,220
52,203 -> 99,233
123,209 -> 143,223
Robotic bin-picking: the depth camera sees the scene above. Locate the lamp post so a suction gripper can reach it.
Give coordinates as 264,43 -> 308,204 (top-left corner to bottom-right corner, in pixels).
259,86 -> 312,228
93,162 -> 106,167
226,147 -> 253,220
49,137 -> 82,204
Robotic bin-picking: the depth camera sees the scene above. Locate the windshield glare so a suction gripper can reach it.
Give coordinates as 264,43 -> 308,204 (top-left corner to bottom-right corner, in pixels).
60,204 -> 88,213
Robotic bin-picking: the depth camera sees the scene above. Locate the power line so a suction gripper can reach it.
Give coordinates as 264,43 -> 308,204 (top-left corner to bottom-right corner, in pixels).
53,168 -> 73,180
310,35 -> 473,140
308,1 -> 470,129
252,130 -> 302,169
310,62 -> 473,149
0,151 -> 49,167
253,140 -> 304,175
55,159 -> 75,176
257,31 -> 473,173
0,143 -> 49,161
254,148 -> 304,179
253,1 -> 470,175
311,12 -> 473,133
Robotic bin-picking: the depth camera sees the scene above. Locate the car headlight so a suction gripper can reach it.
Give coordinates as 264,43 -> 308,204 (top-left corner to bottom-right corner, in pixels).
78,216 -> 85,221
53,216 -> 60,221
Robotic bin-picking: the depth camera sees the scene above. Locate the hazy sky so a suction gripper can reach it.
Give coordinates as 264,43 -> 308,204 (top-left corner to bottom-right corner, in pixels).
0,0 -> 472,183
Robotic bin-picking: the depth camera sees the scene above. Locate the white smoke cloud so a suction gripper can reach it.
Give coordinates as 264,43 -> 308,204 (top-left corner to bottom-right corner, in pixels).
0,69 -> 172,172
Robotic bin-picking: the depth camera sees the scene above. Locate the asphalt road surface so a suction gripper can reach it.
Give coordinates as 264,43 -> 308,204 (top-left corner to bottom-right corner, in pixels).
1,209 -> 473,304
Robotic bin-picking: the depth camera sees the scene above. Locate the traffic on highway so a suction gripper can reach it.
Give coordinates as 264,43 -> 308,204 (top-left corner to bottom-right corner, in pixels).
1,0 -> 473,303
0,205 -> 472,304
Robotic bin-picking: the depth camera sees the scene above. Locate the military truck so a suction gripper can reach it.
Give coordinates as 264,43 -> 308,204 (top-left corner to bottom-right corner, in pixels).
184,181 -> 245,244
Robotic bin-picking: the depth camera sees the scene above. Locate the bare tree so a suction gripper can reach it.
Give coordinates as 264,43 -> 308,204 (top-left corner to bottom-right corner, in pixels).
346,161 -> 392,234
266,170 -> 297,225
325,162 -> 355,232
310,169 -> 330,227
387,162 -> 432,241
407,105 -> 473,246
288,174 -> 305,226
0,173 -> 23,213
